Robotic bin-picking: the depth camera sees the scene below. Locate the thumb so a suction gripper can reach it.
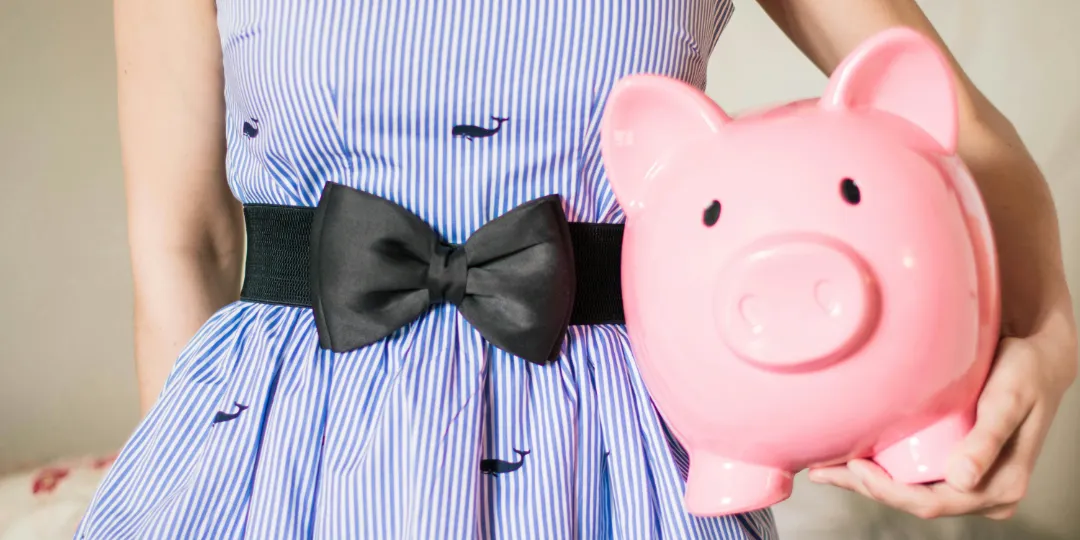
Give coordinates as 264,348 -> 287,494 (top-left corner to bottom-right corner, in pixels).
947,338 -> 1036,491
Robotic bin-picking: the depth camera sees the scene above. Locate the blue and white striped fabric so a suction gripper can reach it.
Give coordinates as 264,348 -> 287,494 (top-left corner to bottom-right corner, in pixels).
77,0 -> 779,538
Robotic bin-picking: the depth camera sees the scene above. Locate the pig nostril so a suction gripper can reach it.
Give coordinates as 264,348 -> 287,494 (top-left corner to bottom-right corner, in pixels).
738,296 -> 765,335
814,280 -> 843,317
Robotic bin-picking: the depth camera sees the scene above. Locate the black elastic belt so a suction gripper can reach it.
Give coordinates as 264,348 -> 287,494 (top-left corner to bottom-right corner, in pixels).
239,201 -> 626,326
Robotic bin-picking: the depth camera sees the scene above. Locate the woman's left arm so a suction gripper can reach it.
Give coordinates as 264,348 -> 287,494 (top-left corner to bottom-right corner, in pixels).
756,0 -> 1079,520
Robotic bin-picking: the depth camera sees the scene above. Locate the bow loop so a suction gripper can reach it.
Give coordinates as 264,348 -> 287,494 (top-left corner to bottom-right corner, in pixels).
309,183 -> 576,364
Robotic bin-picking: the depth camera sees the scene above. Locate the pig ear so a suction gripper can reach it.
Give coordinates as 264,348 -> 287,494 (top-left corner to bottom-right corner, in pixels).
600,74 -> 730,215
821,26 -> 958,154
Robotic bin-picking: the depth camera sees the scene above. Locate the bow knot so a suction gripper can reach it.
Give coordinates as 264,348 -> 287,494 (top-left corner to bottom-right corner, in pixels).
309,183 -> 576,364
427,242 -> 467,305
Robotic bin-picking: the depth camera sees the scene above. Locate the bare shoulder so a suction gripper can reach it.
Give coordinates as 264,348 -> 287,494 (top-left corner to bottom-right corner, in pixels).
114,0 -> 224,121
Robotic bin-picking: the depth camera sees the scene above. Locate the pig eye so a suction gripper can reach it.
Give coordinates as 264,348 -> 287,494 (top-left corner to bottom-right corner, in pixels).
703,200 -> 722,227
840,178 -> 861,205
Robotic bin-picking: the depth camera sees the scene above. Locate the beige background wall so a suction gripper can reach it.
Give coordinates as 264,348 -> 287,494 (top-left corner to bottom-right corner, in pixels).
1,0 -> 1076,538
1,0 -> 140,471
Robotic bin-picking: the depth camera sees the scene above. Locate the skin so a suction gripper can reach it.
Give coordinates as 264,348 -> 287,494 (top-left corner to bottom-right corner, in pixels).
114,0 -> 1077,521
114,0 -> 243,413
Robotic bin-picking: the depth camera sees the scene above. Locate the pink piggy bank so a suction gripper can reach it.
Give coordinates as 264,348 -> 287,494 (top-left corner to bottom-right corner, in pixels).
599,27 -> 1000,516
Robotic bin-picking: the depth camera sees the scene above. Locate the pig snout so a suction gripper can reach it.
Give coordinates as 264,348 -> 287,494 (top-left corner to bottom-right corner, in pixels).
716,235 -> 880,371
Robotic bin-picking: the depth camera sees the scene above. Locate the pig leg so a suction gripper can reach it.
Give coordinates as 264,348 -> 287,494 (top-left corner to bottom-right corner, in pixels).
684,451 -> 794,516
872,409 -> 974,484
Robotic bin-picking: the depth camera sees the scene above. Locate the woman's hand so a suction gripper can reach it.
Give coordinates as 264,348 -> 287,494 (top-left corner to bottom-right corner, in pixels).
808,324 -> 1077,520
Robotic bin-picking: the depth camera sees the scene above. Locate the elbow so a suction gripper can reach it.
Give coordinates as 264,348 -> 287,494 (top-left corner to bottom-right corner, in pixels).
127,208 -> 245,293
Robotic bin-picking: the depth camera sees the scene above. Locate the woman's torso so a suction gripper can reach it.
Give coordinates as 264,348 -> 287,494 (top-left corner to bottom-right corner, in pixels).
72,3 -> 783,539
218,0 -> 731,241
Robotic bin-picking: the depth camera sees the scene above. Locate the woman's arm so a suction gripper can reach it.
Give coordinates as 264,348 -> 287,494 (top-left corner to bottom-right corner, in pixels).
757,0 -> 1078,520
114,0 -> 244,415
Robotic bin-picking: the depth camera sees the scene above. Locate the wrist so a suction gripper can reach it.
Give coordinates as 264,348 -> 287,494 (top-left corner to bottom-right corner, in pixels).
1006,293 -> 1079,388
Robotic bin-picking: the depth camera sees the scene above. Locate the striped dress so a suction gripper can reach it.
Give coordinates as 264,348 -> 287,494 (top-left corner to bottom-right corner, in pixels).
77,1 -> 779,538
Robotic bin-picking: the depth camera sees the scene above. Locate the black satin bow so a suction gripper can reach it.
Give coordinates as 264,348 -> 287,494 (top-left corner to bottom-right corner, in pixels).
309,182 -> 576,364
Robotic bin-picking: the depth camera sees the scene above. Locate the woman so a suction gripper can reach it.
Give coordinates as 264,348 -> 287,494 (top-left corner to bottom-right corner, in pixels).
79,0 -> 1077,537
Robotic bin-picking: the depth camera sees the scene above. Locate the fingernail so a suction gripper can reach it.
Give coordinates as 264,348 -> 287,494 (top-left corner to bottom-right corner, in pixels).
948,459 -> 979,491
847,461 -> 871,480
808,470 -> 826,483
